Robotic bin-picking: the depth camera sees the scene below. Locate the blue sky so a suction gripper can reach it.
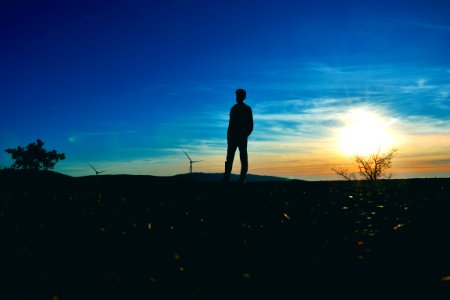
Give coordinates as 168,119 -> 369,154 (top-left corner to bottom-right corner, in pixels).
1,0 -> 450,179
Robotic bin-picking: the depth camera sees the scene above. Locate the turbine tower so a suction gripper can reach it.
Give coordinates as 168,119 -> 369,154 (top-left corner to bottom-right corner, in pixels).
88,162 -> 109,185
182,150 -> 202,174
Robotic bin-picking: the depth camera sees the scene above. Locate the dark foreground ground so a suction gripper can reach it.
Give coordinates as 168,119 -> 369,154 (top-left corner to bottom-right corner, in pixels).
1,171 -> 450,299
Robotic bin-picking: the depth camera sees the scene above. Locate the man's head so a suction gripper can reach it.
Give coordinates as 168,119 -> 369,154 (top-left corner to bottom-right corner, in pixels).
235,88 -> 246,103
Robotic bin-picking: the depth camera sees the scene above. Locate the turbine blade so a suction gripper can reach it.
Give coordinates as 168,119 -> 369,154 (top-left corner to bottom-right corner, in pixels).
191,160 -> 202,163
182,150 -> 192,162
87,162 -> 97,172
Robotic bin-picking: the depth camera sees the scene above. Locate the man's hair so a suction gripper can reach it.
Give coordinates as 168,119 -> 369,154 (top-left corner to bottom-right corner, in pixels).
235,88 -> 246,98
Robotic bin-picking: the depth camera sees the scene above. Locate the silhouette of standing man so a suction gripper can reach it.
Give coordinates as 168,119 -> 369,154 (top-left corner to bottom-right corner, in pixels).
223,88 -> 253,183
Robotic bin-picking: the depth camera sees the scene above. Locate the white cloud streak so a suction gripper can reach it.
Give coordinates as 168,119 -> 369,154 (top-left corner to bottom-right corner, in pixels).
59,64 -> 450,179
403,20 -> 450,31
401,78 -> 437,93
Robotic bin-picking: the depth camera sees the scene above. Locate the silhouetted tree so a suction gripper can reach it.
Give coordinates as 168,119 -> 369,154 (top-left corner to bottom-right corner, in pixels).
332,148 -> 398,181
331,167 -> 356,181
5,139 -> 66,171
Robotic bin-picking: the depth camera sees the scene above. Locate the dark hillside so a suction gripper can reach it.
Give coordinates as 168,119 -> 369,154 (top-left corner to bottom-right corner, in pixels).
0,171 -> 449,298
172,172 -> 292,182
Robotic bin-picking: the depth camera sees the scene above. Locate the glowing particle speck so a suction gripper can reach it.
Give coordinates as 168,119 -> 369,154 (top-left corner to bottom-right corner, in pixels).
393,224 -> 404,230
174,252 -> 181,260
243,273 -> 251,279
283,213 -> 291,220
441,275 -> 450,281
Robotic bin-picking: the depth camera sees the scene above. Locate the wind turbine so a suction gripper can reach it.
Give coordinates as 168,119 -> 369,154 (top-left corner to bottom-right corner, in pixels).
87,162 -> 110,185
182,150 -> 202,174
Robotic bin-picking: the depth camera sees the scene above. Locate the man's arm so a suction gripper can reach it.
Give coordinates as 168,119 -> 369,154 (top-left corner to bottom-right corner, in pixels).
247,107 -> 253,136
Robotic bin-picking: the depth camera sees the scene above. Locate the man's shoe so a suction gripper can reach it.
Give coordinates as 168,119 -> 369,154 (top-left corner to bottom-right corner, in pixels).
221,174 -> 230,183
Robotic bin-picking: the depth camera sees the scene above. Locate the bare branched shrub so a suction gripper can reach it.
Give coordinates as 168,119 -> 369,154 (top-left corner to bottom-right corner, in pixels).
333,148 -> 398,181
331,167 -> 356,181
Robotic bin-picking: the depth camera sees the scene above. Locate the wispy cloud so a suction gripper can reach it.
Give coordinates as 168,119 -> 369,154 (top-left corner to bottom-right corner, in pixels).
305,64 -> 347,75
432,90 -> 450,110
68,130 -> 136,143
159,64 -> 450,178
401,78 -> 436,93
403,20 -> 450,31
56,63 -> 450,179
198,64 -> 443,179
56,156 -> 180,176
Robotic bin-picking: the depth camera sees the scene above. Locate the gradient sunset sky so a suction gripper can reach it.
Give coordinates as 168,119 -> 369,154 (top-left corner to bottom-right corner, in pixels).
1,0 -> 450,180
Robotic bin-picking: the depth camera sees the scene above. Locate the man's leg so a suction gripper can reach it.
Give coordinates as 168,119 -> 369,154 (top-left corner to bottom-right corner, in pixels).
224,139 -> 238,181
238,138 -> 248,182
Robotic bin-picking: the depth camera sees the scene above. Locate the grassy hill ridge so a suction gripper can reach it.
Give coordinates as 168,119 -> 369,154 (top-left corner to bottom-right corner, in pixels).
0,169 -> 449,298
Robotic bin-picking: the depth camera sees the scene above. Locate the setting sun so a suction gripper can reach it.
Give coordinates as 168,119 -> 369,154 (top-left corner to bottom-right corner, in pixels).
338,109 -> 395,156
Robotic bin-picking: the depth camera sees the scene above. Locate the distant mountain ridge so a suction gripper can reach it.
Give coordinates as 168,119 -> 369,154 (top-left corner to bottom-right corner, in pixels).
172,172 -> 292,182
0,169 -> 292,183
